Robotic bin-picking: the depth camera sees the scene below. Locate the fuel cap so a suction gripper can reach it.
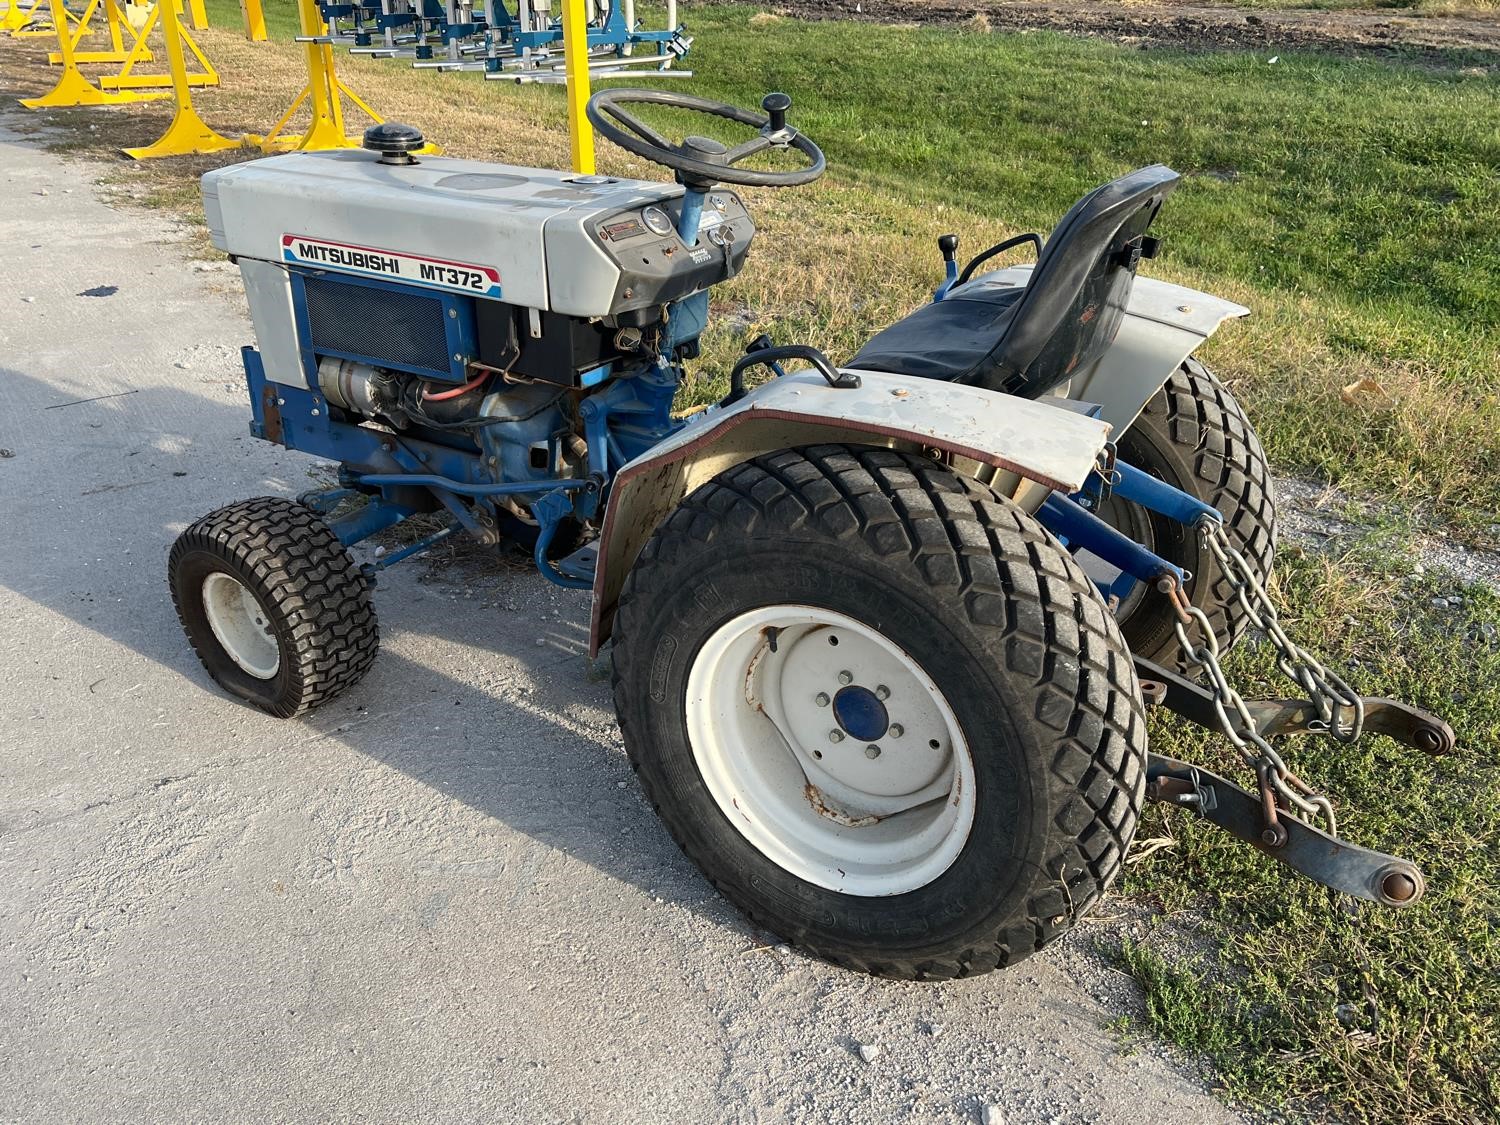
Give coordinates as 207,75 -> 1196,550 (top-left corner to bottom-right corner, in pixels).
363,122 -> 425,165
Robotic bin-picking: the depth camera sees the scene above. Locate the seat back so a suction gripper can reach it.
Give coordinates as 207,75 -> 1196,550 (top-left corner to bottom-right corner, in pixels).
967,165 -> 1180,398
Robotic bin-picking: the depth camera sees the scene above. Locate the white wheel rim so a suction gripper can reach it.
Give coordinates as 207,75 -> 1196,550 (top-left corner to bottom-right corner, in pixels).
685,606 -> 976,897
201,572 -> 280,679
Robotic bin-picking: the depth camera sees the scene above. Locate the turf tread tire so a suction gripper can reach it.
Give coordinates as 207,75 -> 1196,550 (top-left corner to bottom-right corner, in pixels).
169,497 -> 378,718
1117,358 -> 1277,665
612,445 -> 1147,980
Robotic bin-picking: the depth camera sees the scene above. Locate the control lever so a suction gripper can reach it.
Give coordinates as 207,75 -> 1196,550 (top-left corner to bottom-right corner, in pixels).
935,233 -> 960,301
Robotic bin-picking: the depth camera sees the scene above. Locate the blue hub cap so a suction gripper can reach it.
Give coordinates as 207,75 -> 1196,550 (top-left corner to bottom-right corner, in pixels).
833,685 -> 890,742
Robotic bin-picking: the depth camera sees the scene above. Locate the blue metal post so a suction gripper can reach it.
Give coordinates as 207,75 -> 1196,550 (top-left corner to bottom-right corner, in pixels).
678,188 -> 707,244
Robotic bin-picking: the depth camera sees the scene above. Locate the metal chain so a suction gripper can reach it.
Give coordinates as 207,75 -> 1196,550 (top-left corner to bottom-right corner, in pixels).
1168,589 -> 1339,839
1199,518 -> 1365,743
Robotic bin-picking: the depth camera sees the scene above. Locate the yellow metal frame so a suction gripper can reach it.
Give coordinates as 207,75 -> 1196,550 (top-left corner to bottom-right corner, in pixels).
47,0 -> 153,65
19,0 -> 164,107
2,0 -> 44,33
13,0 -> 75,36
561,0 -> 594,175
122,0 -> 239,157
100,0 -> 217,90
42,0 -> 97,60
246,0 -> 439,155
239,0 -> 264,42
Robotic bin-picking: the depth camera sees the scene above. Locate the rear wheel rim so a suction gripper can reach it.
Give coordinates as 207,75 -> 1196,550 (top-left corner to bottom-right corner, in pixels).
201,571 -> 280,679
685,606 -> 976,897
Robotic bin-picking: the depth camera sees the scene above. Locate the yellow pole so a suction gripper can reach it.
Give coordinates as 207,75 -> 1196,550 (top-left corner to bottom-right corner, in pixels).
122,0 -> 239,157
239,0 -> 264,40
561,0 -> 594,175
185,0 -> 204,29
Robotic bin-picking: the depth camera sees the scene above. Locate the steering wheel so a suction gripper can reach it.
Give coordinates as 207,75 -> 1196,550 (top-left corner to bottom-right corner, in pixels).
585,89 -> 825,189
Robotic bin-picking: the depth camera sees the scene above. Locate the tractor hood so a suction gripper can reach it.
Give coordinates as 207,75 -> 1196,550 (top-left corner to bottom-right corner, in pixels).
202,150 -> 753,317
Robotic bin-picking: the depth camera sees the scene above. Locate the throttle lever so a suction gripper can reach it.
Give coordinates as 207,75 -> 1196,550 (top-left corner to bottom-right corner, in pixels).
935,234 -> 960,300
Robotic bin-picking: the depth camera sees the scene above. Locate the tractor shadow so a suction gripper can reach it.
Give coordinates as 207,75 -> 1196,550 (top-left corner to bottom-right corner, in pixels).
0,364 -> 752,936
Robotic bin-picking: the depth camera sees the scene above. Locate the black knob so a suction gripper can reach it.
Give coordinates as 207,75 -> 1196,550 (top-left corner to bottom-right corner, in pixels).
683,134 -> 729,158
762,92 -> 791,133
746,333 -> 774,354
363,122 -> 425,164
938,233 -> 959,262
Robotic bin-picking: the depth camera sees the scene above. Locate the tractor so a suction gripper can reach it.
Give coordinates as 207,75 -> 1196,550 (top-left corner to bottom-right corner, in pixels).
169,90 -> 1452,978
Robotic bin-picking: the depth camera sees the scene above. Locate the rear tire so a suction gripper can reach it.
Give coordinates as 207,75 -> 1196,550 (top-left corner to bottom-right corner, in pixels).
612,446 -> 1147,979
1107,358 -> 1276,666
169,497 -> 378,718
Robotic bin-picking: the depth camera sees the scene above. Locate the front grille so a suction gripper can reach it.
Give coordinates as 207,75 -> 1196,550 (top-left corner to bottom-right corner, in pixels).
302,273 -> 451,377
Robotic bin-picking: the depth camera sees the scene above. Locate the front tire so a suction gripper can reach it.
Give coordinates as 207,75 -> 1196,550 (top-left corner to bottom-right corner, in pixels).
169,497 -> 379,718
612,446 -> 1147,979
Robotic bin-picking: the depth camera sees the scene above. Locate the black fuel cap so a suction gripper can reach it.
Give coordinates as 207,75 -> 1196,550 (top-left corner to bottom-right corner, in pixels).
363,122 -> 425,165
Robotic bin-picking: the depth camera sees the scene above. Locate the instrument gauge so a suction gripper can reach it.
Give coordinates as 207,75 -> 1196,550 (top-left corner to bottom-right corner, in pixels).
642,206 -> 674,236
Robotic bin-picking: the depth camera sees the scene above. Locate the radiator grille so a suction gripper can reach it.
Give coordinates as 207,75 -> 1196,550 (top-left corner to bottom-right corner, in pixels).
302,274 -> 451,377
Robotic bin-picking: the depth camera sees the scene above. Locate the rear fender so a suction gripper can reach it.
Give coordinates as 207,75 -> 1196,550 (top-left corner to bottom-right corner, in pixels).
588,368 -> 1113,654
971,266 -> 1251,432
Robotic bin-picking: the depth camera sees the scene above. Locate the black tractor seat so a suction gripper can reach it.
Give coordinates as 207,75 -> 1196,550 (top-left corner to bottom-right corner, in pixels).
849,165 -> 1181,399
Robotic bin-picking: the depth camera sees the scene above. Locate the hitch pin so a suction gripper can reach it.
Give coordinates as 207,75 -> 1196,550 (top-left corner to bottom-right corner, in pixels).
1257,763 -> 1289,848
1155,574 -> 1195,626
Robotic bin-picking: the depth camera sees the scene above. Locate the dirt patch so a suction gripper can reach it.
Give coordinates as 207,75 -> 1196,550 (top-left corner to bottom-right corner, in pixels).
731,1 -> 1500,63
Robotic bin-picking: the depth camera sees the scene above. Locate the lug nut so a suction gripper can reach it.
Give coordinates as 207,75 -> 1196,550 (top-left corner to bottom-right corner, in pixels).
814,693 -> 830,707
838,670 -> 853,685
865,745 -> 881,759
829,730 -> 845,743
874,685 -> 890,700
889,724 -> 904,738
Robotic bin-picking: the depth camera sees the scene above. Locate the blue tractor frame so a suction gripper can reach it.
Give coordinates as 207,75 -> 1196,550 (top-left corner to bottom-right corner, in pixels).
258,177 -> 1204,607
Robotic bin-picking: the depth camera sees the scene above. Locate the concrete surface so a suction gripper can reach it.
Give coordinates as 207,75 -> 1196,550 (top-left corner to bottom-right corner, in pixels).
0,121 -> 1244,1124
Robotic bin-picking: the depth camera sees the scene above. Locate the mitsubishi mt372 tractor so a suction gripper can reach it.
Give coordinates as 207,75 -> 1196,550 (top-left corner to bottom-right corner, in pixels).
169,90 -> 1453,978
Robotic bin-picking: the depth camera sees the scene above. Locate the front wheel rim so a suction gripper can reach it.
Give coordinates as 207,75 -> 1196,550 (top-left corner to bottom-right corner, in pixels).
685,606 -> 976,897
201,571 -> 280,679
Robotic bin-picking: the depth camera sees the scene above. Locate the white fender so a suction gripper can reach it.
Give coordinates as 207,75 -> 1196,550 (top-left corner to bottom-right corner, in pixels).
966,265 -> 1251,432
588,367 -> 1112,653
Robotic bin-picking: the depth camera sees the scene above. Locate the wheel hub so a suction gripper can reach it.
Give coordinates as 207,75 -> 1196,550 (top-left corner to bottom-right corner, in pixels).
685,605 -> 976,896
832,685 -> 889,742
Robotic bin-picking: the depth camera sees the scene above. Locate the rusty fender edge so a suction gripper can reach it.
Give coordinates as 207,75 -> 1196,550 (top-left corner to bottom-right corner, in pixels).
588,368 -> 1113,655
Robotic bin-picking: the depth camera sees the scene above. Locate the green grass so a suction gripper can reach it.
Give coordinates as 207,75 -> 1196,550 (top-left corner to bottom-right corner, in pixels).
1117,527 -> 1500,1123
15,3 -> 1500,1118
672,8 -> 1500,535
